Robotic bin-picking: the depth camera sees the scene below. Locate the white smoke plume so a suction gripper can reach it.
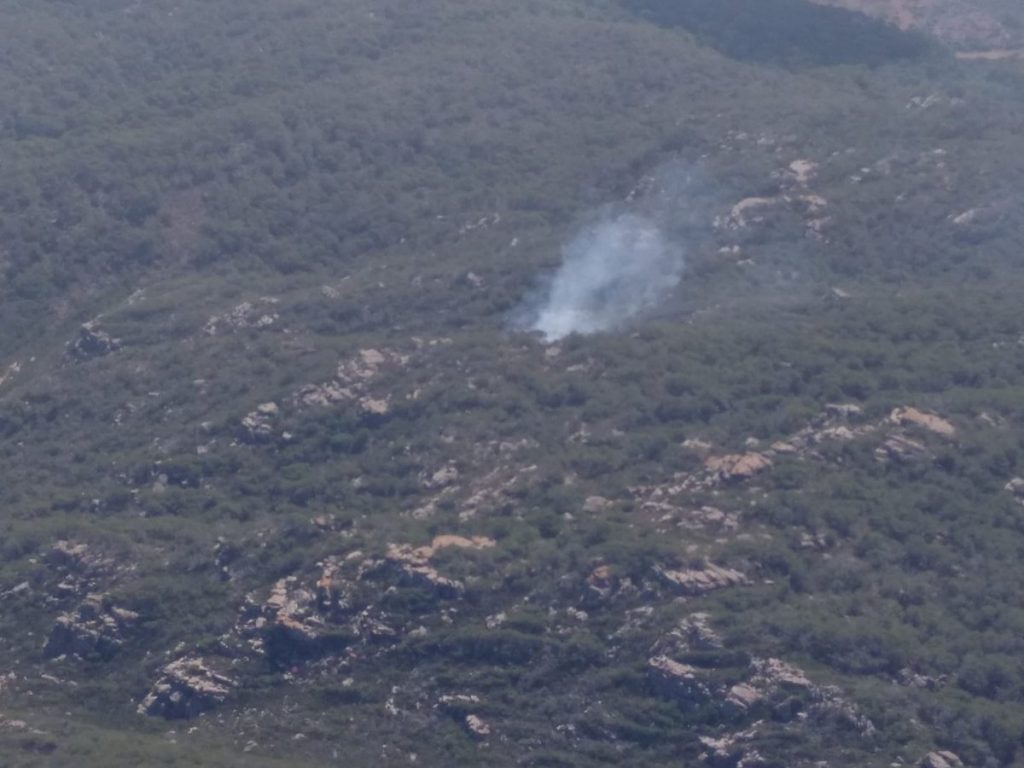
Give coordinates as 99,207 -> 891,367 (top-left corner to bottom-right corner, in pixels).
519,211 -> 685,342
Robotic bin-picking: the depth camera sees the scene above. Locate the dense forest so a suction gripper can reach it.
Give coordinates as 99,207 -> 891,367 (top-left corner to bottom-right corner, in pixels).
3,1 -> 1024,766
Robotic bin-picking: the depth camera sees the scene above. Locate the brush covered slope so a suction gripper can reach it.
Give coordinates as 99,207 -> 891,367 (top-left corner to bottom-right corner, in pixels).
3,1 -> 1024,766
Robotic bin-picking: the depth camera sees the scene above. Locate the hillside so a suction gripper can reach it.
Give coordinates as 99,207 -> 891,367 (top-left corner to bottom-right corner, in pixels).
2,1 -> 1024,766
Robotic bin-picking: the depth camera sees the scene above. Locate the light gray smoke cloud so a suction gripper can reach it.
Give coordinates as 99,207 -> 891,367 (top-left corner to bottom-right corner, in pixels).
521,212 -> 685,342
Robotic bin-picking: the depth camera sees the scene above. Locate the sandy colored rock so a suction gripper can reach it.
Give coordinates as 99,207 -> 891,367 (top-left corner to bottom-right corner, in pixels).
921,751 -> 963,768
465,714 -> 491,739
386,535 -> 495,597
889,407 -> 955,436
705,453 -> 773,482
655,563 -> 749,595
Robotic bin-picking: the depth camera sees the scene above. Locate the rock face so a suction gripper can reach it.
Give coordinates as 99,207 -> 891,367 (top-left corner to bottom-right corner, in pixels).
705,453 -> 773,483
138,657 -> 236,719
44,593 -> 138,660
655,562 -> 749,595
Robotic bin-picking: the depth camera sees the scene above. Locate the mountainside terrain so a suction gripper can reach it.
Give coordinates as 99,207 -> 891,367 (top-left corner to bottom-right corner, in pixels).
3,1 -> 1024,766
810,0 -> 1024,53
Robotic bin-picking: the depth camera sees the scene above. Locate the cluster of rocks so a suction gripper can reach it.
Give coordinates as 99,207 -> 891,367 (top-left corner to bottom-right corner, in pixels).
138,657 -> 236,719
203,298 -> 279,336
704,453 -> 774,484
647,613 -> 875,763
68,321 -> 121,361
654,562 -> 749,596
240,401 -> 280,443
699,725 -> 765,767
681,404 -> 958,472
45,540 -> 119,603
209,537 -> 495,682
769,403 -> 874,456
238,347 -> 413,444
888,407 -> 956,437
385,535 -> 495,598
873,407 -> 956,464
920,751 -> 963,768
292,348 -> 407,415
875,433 -> 929,463
44,593 -> 139,660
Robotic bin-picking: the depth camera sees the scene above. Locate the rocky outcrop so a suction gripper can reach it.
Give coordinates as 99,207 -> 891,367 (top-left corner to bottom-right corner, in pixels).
138,657 -> 236,719
423,464 -> 460,490
648,656 -> 711,707
652,613 -> 723,657
724,683 -> 763,713
655,562 -> 749,595
583,564 -> 617,603
45,540 -> 116,600
750,657 -> 814,691
47,540 -> 92,571
921,751 -> 963,768
69,322 -> 121,360
699,726 -> 762,768
875,434 -> 928,463
203,298 -> 279,335
385,535 -> 495,597
236,569 -> 352,665
240,402 -> 279,443
889,407 -> 955,437
44,593 -> 138,660
705,453 -> 773,483
293,348 -> 408,408
465,714 -> 491,739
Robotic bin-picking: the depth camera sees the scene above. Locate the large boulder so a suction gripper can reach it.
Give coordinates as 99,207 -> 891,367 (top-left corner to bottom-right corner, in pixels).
889,407 -> 955,437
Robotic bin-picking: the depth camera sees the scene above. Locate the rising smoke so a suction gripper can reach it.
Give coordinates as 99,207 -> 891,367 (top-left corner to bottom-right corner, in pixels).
515,174 -> 688,341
